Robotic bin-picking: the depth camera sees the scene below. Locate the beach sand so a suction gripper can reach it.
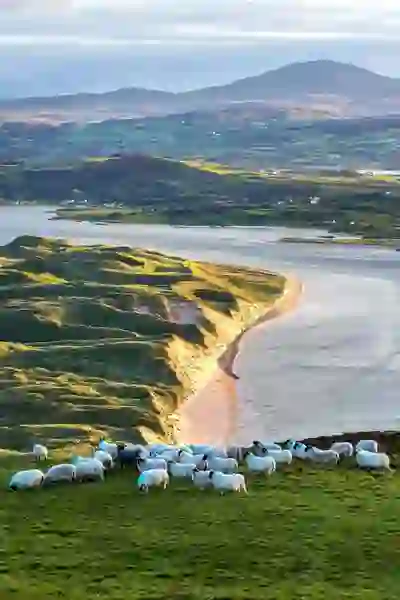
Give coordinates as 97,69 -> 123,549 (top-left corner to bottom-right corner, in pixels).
176,275 -> 303,445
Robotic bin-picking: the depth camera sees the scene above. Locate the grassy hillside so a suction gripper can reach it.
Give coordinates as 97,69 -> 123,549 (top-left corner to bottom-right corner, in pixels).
3,154 -> 400,237
1,432 -> 399,599
0,235 -> 284,451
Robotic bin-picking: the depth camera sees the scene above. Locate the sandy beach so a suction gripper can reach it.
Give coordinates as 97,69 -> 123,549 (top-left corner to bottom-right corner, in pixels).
176,275 -> 303,445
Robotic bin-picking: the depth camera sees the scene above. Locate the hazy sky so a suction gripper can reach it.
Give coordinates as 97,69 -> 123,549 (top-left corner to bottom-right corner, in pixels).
1,0 -> 400,96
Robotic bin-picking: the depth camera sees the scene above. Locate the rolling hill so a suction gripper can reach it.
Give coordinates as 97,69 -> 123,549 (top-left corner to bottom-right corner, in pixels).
1,60 -> 400,123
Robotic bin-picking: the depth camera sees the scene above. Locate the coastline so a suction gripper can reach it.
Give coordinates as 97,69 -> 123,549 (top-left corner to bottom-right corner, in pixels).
175,275 -> 303,445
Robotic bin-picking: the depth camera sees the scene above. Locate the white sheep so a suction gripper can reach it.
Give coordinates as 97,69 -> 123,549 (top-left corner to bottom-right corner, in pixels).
157,448 -> 181,462
93,450 -> 114,469
209,471 -> 248,495
137,469 -> 169,492
227,445 -> 249,462
147,443 -> 175,456
192,468 -> 214,490
97,439 -> 119,459
253,440 -> 281,454
330,442 -> 354,457
244,452 -> 276,475
356,449 -> 392,472
205,455 -> 238,474
177,451 -> 207,469
33,444 -> 48,461
305,447 -> 339,464
189,444 -> 212,455
137,457 -> 167,472
263,448 -> 292,465
75,458 -> 105,482
356,440 -> 379,453
43,464 -> 76,485
203,446 -> 228,458
285,440 -> 308,460
9,469 -> 44,491
168,461 -> 197,478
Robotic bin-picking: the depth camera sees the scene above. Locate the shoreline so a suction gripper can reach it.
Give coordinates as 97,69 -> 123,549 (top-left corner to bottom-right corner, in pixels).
175,275 -> 303,445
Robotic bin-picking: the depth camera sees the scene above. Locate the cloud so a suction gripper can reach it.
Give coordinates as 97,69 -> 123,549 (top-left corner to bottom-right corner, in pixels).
0,0 -> 399,46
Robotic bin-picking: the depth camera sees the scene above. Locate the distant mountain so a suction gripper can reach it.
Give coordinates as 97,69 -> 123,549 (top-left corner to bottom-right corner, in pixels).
1,60 -> 400,123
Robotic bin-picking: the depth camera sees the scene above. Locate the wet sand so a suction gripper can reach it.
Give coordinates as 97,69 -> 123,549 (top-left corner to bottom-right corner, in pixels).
176,276 -> 303,445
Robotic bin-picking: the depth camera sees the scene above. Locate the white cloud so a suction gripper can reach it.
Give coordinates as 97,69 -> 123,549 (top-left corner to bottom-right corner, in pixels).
0,0 -> 399,45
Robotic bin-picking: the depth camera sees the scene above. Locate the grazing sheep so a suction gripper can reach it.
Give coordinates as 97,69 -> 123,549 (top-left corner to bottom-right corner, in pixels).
203,446 -> 228,458
147,443 -> 175,456
209,471 -> 248,495
137,457 -> 167,472
43,464 -> 76,486
227,445 -> 250,462
252,440 -> 281,455
137,469 -> 169,493
244,451 -> 276,475
305,446 -> 339,464
168,461 -> 197,478
284,440 -> 308,459
116,444 -> 145,469
205,455 -> 238,474
356,440 -> 379,453
93,450 -> 114,470
177,451 -> 207,469
356,450 -> 392,472
157,448 -> 181,462
98,439 -> 118,459
192,468 -> 214,490
75,459 -> 105,483
33,444 -> 48,461
9,469 -> 44,491
330,442 -> 354,457
262,448 -> 293,465
189,444 -> 213,455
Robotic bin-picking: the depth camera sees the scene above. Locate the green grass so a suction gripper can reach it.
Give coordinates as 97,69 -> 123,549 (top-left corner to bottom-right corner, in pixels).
1,436 -> 399,600
0,235 -> 284,450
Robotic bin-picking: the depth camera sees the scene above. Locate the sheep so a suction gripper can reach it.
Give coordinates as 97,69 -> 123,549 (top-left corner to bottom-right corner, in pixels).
205,455 -> 238,474
9,469 -> 44,491
227,445 -> 250,462
137,457 -> 167,472
116,444 -> 146,469
262,448 -> 293,465
137,469 -> 169,493
157,448 -> 181,462
93,450 -> 114,470
75,458 -> 105,483
32,443 -> 48,461
43,464 -> 76,486
97,439 -> 118,459
202,446 -> 228,459
209,471 -> 248,495
252,440 -> 281,456
244,451 -> 276,475
284,440 -> 308,459
168,461 -> 197,478
177,450 -> 207,469
356,440 -> 379,453
330,442 -> 354,458
147,443 -> 175,456
189,444 -> 212,455
305,446 -> 339,464
192,468 -> 214,490
356,449 -> 392,472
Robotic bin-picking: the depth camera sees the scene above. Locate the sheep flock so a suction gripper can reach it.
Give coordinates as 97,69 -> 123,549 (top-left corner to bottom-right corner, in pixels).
8,437 -> 395,493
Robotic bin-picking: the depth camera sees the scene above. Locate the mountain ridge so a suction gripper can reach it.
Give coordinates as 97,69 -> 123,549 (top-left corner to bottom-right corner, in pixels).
1,60 -> 400,122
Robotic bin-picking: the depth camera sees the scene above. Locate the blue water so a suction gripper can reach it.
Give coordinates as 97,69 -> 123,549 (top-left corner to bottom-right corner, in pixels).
1,205 -> 399,440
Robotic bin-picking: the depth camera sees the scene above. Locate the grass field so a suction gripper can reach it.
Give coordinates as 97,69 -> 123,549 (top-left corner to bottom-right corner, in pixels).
1,433 -> 399,600
0,235 -> 284,451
